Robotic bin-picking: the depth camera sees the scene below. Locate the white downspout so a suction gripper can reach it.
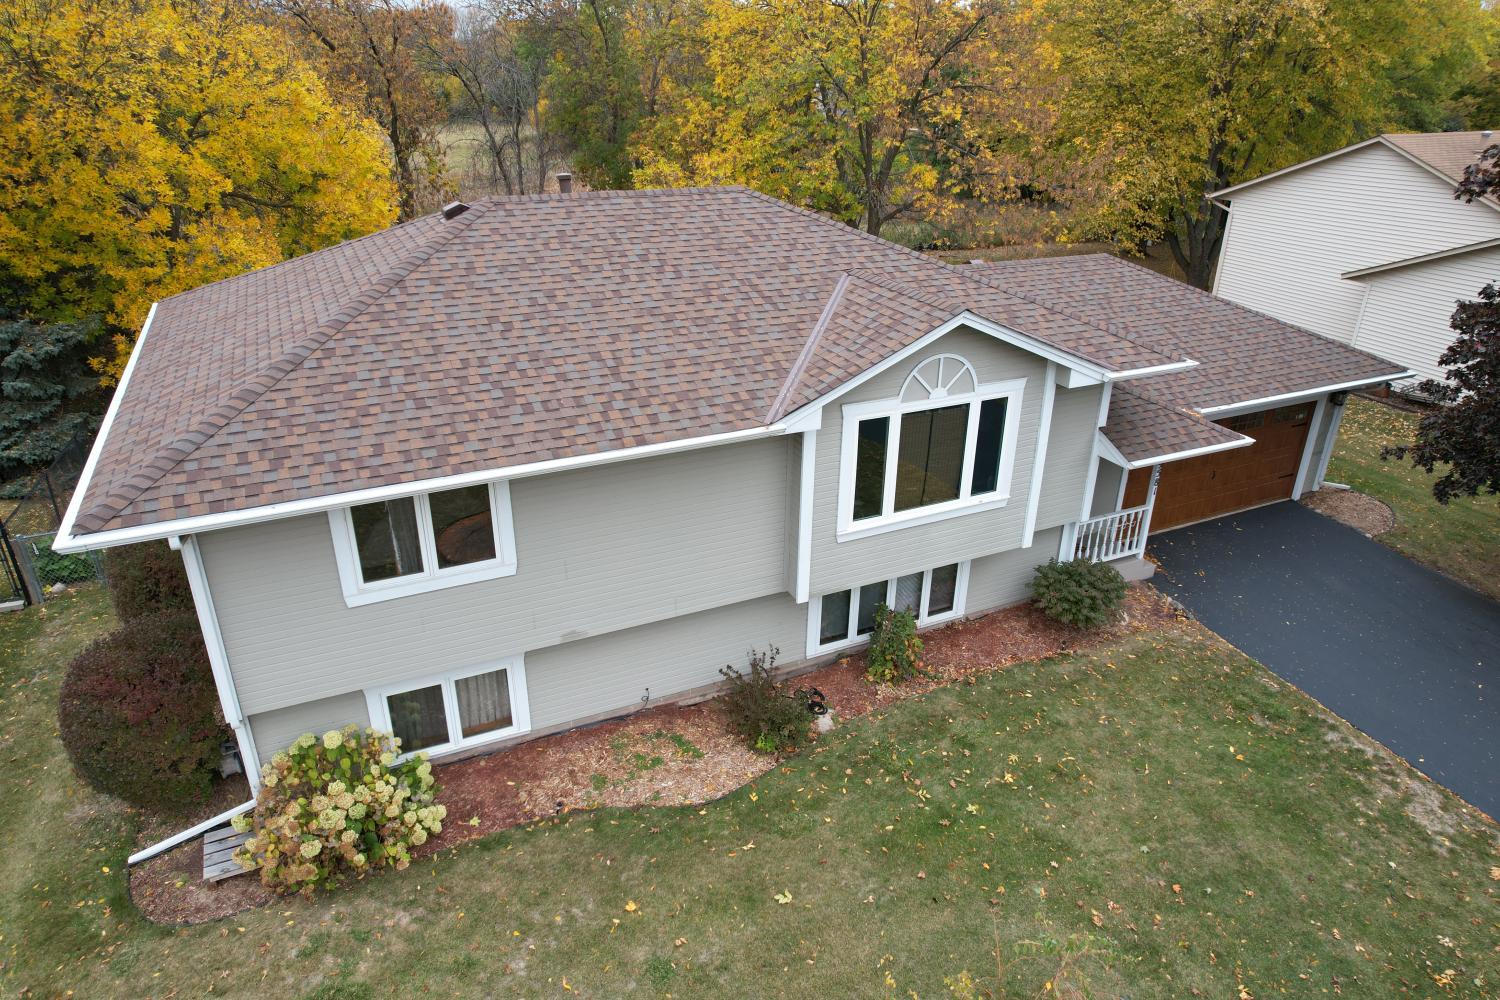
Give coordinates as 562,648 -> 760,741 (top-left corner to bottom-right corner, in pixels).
173,534 -> 260,791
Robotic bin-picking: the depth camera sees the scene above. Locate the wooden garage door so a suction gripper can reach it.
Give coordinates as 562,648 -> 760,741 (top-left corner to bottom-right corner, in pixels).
1123,403 -> 1315,532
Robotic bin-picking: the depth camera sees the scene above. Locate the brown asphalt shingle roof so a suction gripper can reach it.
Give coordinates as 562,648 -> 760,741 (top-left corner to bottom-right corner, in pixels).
1382,131 -> 1493,186
1101,386 -> 1250,467
967,255 -> 1407,462
72,188 -> 1406,536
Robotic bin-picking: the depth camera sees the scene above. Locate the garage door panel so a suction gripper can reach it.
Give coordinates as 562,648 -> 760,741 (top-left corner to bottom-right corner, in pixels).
1124,405 -> 1313,532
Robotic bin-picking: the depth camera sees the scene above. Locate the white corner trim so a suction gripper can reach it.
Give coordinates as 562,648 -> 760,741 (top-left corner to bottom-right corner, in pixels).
328,481 -> 517,608
1312,396 -> 1347,489
1291,395 -> 1329,500
1077,383 -> 1112,523
1021,362 -> 1057,547
794,429 -> 816,604
177,534 -> 260,789
1197,375 -> 1413,418
53,302 -> 158,552
56,422 -> 786,553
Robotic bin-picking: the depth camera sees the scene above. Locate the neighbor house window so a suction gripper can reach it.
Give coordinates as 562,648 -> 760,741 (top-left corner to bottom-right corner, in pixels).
840,355 -> 1024,538
810,562 -> 969,653
367,658 -> 529,758
330,481 -> 517,606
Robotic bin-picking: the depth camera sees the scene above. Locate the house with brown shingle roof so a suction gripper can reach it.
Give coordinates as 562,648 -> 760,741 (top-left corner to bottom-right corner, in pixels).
54,187 -> 1405,780
1212,131 -> 1500,390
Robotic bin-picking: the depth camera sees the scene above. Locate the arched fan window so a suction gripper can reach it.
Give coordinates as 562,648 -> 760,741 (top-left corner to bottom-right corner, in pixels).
901,355 -> 977,403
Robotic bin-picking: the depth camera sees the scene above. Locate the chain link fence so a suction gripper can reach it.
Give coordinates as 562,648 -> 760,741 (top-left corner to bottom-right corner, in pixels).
0,433 -> 105,606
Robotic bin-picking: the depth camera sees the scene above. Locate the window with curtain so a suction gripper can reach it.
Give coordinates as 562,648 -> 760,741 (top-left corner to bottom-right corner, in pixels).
371,659 -> 527,756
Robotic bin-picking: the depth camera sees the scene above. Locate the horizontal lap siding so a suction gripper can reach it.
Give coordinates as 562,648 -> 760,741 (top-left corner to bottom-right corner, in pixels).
249,691 -> 370,763
1036,386 -> 1103,530
964,528 -> 1059,611
1214,144 -> 1500,344
202,437 -> 792,716
1352,246 -> 1500,386
526,593 -> 807,731
808,328 -> 1048,594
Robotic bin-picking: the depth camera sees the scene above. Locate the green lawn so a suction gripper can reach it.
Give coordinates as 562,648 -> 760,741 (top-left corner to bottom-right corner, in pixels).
1326,396 -> 1500,600
4,590 -> 1497,998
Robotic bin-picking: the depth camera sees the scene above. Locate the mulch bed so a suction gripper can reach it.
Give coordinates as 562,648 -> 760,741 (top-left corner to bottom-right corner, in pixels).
1300,486 -> 1397,537
132,584 -> 1179,925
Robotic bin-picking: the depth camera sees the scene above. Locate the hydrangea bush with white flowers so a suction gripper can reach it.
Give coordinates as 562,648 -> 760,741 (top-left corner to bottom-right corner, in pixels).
232,725 -> 445,894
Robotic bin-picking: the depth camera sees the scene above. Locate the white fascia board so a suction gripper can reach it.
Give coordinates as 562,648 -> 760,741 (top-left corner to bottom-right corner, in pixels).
1105,357 -> 1199,381
1197,374 -> 1413,418
1124,434 -> 1254,470
1208,137 -> 1387,205
55,421 -> 794,552
53,302 -> 157,552
1096,432 -> 1129,469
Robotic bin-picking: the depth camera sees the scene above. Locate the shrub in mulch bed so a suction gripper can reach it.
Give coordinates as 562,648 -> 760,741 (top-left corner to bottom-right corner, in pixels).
130,584 -> 1178,925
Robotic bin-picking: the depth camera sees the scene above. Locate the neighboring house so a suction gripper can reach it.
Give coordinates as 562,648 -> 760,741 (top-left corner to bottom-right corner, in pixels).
1212,130 -> 1500,390
53,188 -> 1406,786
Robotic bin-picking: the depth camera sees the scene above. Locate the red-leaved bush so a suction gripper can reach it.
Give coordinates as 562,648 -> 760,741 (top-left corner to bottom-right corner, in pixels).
102,540 -> 195,622
58,611 -> 228,812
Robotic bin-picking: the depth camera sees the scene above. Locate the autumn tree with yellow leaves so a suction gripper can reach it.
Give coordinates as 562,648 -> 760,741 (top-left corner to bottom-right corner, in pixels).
632,0 -> 1075,238
0,0 -> 399,382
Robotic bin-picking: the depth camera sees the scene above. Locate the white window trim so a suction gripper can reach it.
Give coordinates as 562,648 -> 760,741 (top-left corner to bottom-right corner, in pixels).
329,481 -> 517,607
835,372 -> 1026,542
364,656 -> 531,760
806,561 -> 972,656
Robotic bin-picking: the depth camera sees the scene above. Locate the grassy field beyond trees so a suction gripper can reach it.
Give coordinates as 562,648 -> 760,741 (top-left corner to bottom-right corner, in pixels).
3,588 -> 1496,998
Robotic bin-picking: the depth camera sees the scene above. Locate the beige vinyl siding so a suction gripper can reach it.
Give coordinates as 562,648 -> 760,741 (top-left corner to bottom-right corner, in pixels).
527,593 -> 806,731
1036,385 -> 1104,530
200,437 -> 791,716
1214,143 -> 1500,344
249,691 -> 370,763
964,528 -> 1059,611
1091,460 -> 1125,517
808,326 -> 1049,594
1349,245 -> 1500,386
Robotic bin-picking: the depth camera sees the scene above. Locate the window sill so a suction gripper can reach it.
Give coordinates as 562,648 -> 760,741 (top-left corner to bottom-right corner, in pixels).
836,494 -> 1010,543
341,560 -> 517,608
393,723 -> 529,763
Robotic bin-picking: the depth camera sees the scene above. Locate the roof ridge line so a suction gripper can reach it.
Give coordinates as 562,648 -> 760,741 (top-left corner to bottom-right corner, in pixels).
767,273 -> 852,423
735,188 -> 1176,365
73,203 -> 491,535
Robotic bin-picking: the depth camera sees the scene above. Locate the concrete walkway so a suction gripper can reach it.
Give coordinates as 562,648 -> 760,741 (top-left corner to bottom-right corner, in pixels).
1148,501 -> 1500,819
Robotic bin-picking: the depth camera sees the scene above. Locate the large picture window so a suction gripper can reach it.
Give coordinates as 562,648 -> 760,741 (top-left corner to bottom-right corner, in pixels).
367,658 -> 529,758
841,355 -> 1024,539
330,481 -> 517,606
809,562 -> 969,653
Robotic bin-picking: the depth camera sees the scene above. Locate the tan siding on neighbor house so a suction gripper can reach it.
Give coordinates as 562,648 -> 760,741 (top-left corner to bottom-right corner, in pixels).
1350,244 -> 1500,387
1213,142 -> 1500,346
201,437 -> 792,717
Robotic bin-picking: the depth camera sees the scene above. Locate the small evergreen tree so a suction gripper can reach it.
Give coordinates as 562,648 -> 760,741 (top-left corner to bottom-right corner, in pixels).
0,310 -> 102,480
1383,285 -> 1500,504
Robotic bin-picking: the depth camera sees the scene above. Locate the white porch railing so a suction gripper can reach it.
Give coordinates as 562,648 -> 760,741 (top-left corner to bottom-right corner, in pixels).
1071,503 -> 1151,562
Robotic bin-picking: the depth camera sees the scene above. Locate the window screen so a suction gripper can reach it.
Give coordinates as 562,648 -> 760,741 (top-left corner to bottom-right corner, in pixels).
455,668 -> 513,738
429,485 -> 496,569
894,573 -> 922,616
820,591 -> 852,645
969,398 -> 1007,495
386,684 -> 449,752
853,417 -> 889,520
894,404 -> 969,512
350,498 -> 423,582
927,564 -> 959,616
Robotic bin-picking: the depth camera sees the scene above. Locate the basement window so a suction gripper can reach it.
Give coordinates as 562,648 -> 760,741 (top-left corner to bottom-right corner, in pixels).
365,657 -> 530,758
329,482 -> 517,606
809,561 -> 969,654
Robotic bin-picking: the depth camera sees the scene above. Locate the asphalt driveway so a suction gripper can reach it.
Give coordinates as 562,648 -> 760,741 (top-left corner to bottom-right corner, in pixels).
1148,501 -> 1500,818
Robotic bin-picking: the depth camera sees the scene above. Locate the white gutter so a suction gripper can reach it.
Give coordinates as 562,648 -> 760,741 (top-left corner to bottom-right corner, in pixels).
1197,373 -> 1414,418
1124,435 -> 1253,470
127,797 -> 255,866
1105,357 -> 1199,381
54,302 -> 157,551
54,422 -> 795,553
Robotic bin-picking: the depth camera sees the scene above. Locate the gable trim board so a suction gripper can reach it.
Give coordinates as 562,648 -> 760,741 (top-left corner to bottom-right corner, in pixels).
1341,235 -> 1500,279
1209,134 -> 1500,216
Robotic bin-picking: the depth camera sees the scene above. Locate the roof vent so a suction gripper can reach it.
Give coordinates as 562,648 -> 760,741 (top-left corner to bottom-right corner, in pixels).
556,172 -> 573,194
441,201 -> 470,220
1484,130 -> 1494,140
